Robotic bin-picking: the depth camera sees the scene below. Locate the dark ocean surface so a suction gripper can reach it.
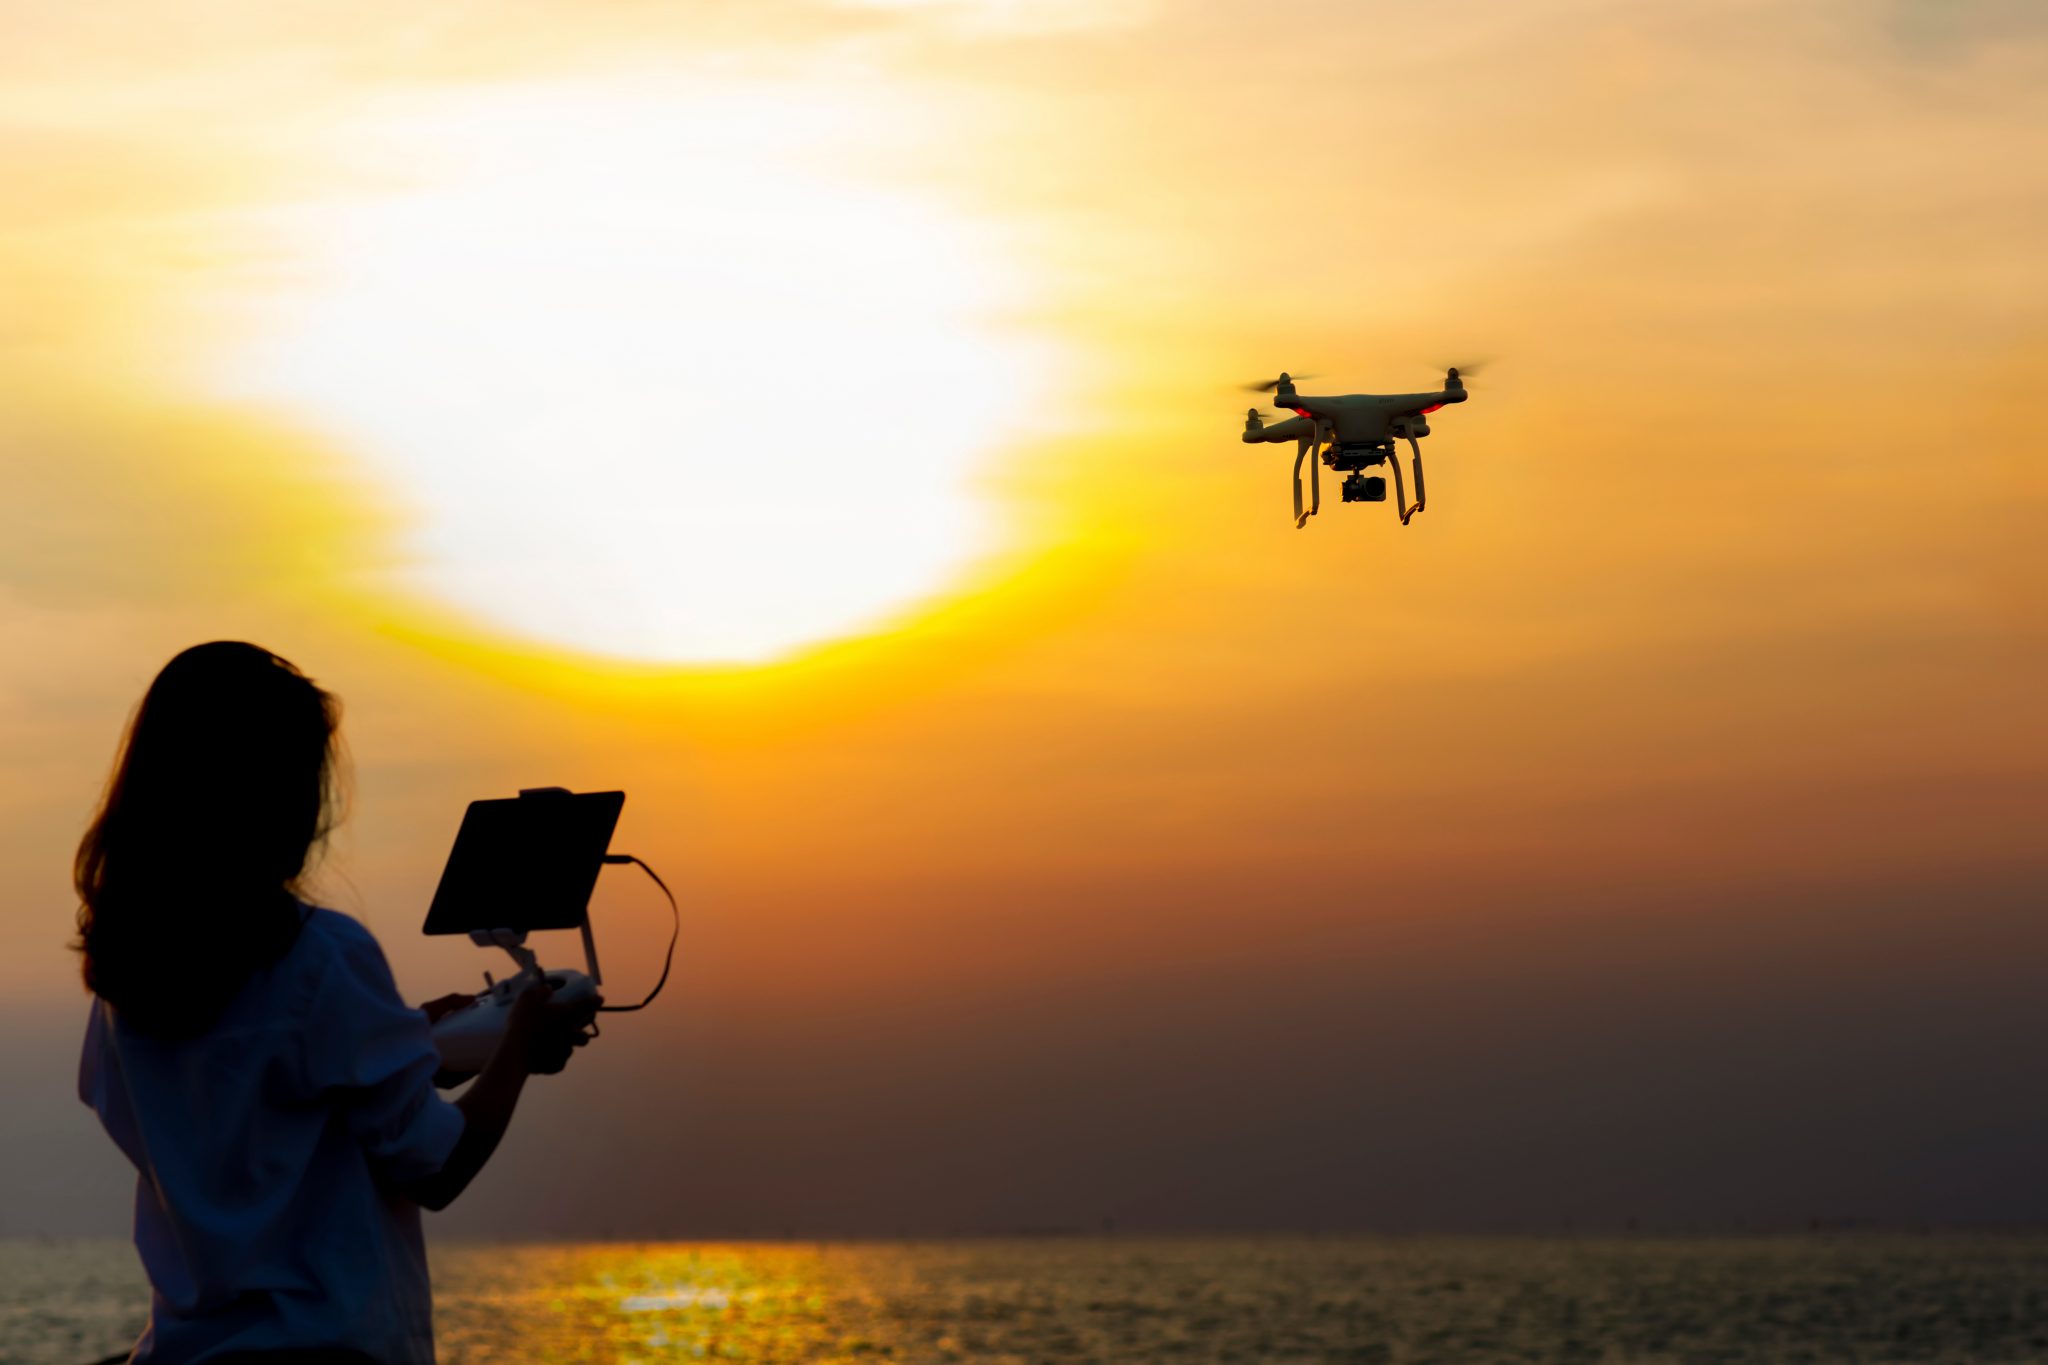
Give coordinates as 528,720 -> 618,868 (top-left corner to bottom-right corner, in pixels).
7,1235 -> 2048,1364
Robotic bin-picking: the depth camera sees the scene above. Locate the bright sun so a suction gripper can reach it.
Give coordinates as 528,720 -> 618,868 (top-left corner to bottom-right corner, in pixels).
209,81 -> 1055,665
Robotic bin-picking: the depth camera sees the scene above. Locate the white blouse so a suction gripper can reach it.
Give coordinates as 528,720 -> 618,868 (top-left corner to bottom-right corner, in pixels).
80,905 -> 465,1364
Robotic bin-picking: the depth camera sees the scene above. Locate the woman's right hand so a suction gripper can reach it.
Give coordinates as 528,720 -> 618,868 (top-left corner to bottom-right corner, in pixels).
504,977 -> 556,1056
506,978 -> 600,1075
530,992 -> 602,1075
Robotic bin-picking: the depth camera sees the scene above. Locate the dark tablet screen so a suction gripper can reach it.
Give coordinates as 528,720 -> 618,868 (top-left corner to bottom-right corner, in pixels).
423,790 -> 625,934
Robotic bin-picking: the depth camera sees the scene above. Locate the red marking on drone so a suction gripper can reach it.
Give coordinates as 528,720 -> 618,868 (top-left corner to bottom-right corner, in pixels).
1420,403 -> 1444,414
1290,408 -> 1311,418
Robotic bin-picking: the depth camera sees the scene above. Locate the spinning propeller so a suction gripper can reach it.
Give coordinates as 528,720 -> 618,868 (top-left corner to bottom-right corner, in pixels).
1241,372 -> 1318,394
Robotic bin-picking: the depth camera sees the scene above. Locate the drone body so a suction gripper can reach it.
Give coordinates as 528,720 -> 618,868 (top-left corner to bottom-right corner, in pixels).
1241,369 -> 1469,527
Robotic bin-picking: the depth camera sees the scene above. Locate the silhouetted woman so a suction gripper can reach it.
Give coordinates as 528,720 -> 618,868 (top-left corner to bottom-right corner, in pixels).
75,642 -> 593,1364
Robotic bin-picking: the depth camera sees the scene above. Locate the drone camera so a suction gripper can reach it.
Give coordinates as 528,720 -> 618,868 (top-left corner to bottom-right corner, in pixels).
1342,474 -> 1387,503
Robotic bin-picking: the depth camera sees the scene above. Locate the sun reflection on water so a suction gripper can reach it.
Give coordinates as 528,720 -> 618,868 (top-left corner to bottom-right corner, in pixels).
432,1243 -> 852,1363
16,1236 -> 2048,1364
420,1236 -> 2048,1365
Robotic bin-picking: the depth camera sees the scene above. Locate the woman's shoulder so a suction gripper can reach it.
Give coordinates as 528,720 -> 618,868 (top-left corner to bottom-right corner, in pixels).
291,906 -> 399,983
126,908 -> 395,1039
283,907 -> 420,1032
299,904 -> 382,949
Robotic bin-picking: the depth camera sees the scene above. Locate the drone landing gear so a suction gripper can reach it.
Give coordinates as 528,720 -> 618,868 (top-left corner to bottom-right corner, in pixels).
1292,422 -> 1328,529
1288,431 -> 1427,527
1394,434 -> 1427,525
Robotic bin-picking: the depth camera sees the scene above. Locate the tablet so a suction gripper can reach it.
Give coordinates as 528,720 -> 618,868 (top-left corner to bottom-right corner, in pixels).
423,789 -> 625,935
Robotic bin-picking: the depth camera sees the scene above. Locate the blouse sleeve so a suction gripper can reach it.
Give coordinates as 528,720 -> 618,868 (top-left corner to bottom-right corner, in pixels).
305,920 -> 466,1187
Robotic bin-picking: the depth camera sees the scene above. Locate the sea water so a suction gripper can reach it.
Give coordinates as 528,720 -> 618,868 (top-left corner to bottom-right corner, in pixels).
6,1235 -> 2048,1364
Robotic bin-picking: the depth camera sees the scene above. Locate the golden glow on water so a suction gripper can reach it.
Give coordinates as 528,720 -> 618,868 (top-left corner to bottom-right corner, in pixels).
17,1235 -> 2048,1362
431,1243 -> 862,1363
412,1238 -> 2048,1365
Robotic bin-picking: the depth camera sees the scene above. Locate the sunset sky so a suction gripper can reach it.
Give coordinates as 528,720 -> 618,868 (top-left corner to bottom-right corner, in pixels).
4,0 -> 2046,1238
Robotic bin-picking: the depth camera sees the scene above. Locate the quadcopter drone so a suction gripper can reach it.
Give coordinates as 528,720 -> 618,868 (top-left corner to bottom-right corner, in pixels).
1240,368 -> 1471,528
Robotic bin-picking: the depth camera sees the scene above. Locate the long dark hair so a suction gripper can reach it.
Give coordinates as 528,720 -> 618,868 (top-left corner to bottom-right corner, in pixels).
75,641 -> 345,1034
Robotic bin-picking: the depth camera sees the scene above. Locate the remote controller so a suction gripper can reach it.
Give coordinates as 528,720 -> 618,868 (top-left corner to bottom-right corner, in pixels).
430,929 -> 599,1073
